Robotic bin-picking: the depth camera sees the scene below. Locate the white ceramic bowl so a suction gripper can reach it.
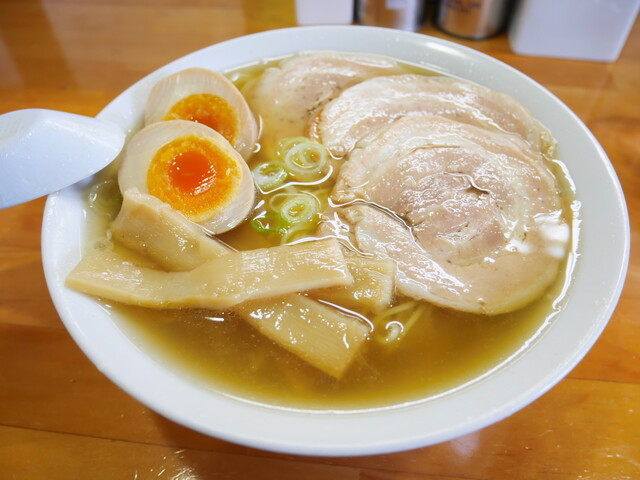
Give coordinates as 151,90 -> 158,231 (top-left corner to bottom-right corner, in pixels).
42,26 -> 630,456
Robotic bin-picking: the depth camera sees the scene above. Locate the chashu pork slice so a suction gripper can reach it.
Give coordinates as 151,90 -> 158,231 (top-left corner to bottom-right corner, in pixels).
325,116 -> 570,315
310,74 -> 556,160
243,51 -> 406,154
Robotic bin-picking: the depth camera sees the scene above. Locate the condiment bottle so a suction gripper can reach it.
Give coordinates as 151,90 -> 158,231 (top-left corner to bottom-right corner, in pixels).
357,0 -> 426,31
435,0 -> 511,40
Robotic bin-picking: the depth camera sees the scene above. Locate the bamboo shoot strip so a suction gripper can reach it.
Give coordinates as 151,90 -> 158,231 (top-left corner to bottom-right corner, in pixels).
235,295 -> 369,379
98,189 -> 369,377
110,188 -> 230,271
309,251 -> 395,313
67,238 -> 353,310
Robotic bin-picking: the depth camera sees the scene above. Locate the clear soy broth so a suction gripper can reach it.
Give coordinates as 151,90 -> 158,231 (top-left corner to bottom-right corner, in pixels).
90,54 -> 578,410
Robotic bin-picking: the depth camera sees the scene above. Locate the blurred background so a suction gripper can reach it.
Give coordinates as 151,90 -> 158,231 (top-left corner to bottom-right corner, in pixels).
1,0 -> 637,116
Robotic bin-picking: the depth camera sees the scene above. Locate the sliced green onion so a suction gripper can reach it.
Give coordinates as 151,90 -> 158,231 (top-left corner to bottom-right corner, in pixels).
280,221 -> 318,244
251,162 -> 288,192
266,192 -> 295,212
277,136 -> 309,154
87,179 -> 122,218
279,194 -> 320,225
283,142 -> 328,179
250,212 -> 285,234
276,136 -> 329,181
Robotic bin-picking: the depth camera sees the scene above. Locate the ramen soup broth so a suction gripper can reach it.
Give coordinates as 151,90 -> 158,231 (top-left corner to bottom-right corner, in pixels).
84,54 -> 578,410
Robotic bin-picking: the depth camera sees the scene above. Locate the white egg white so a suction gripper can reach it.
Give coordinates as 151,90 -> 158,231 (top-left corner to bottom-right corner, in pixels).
144,67 -> 259,159
118,120 -> 255,234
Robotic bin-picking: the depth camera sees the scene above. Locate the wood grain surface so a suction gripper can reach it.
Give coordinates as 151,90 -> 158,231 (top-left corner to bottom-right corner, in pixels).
1,1 -> 639,478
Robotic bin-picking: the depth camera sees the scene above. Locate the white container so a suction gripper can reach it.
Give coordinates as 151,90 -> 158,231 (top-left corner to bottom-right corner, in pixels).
509,0 -> 640,62
295,0 -> 354,25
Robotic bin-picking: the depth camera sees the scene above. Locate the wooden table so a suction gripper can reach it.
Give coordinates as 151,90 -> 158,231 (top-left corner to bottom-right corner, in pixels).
1,1 -> 638,478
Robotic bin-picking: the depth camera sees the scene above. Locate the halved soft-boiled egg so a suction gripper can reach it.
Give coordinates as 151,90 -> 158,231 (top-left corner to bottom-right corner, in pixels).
118,120 -> 255,234
145,67 -> 258,159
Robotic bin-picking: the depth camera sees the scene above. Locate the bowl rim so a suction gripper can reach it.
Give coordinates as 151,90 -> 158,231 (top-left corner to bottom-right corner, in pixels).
42,25 -> 630,456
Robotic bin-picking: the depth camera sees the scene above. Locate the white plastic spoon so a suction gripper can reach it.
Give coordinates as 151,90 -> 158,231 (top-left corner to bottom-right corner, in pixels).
0,109 -> 125,209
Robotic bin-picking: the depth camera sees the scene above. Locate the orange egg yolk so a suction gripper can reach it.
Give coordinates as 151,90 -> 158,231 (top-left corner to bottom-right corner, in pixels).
147,135 -> 240,221
163,94 -> 238,146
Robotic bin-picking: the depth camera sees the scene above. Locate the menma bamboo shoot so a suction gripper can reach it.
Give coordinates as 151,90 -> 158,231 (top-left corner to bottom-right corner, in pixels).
67,238 -> 352,310
74,189 -> 370,378
309,251 -> 395,313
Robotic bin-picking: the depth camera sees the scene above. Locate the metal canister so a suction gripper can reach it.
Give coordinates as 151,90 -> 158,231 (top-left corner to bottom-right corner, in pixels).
357,0 -> 426,31
435,0 -> 511,40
